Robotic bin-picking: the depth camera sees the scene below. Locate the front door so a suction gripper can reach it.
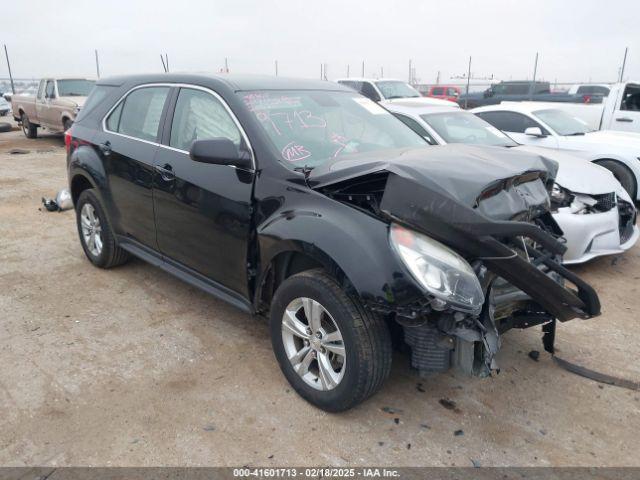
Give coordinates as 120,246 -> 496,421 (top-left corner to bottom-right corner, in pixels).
153,86 -> 254,297
612,83 -> 640,132
95,85 -> 171,249
476,111 -> 559,149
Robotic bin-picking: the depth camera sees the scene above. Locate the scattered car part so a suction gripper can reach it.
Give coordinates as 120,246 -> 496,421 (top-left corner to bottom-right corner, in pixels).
0,122 -> 11,133
41,188 -> 73,212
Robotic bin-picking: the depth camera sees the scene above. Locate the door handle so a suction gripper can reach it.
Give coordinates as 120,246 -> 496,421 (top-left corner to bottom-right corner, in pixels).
98,141 -> 112,155
155,163 -> 175,181
616,117 -> 633,123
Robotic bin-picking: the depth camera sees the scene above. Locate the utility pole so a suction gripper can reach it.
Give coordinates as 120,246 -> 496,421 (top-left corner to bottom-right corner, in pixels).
275,60 -> 278,76
380,66 -> 384,78
530,52 -> 539,100
165,53 -> 169,72
346,64 -> 350,78
436,71 -> 440,85
94,50 -> 100,78
619,47 -> 629,82
3,44 -> 15,94
160,54 -> 167,72
464,56 -> 472,109
408,59 -> 412,83
361,61 -> 365,77
224,57 -> 229,73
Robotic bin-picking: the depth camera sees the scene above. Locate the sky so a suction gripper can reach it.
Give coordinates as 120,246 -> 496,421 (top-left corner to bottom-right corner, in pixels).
1,0 -> 638,85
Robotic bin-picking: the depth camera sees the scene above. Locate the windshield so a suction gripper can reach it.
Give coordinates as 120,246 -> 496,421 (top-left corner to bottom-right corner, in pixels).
374,81 -> 421,99
533,109 -> 591,135
57,79 -> 95,97
421,111 -> 518,147
241,90 -> 426,170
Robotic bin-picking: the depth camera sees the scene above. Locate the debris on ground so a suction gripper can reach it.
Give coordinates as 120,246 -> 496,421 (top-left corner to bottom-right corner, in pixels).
454,429 -> 464,436
439,398 -> 461,413
9,148 -> 29,154
381,406 -> 402,414
416,383 -> 426,393
529,350 -> 540,362
41,188 -> 73,212
202,424 -> 215,431
471,459 -> 481,467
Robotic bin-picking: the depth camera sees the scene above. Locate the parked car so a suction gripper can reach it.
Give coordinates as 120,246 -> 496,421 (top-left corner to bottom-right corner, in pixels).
472,103 -> 640,201
66,73 -> 599,411
12,77 -> 95,137
335,78 -> 458,107
458,80 -> 604,109
386,104 -> 638,264
567,84 -> 610,97
516,82 -> 640,135
424,85 -> 460,102
0,96 -> 10,116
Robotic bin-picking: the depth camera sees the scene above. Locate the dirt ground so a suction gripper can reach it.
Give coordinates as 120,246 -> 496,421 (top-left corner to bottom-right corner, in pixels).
1,118 -> 639,467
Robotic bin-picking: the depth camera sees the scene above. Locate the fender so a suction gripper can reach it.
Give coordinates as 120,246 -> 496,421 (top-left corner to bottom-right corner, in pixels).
256,195 -> 424,313
68,143 -> 118,225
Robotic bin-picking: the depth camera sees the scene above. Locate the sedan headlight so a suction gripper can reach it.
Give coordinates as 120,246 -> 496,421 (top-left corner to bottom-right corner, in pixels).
550,183 -> 573,209
390,224 -> 484,314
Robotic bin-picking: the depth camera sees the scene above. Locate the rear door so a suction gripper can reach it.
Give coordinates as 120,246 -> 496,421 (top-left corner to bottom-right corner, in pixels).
93,85 -> 172,249
153,86 -> 255,298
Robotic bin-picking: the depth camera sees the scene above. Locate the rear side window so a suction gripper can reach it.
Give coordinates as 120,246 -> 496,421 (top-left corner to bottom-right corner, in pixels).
431,87 -> 444,95
169,88 -> 241,151
476,111 -> 545,134
106,86 -> 170,142
75,86 -> 115,122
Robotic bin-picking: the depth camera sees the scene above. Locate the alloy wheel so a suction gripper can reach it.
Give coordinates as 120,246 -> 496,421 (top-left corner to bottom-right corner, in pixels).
281,297 -> 346,391
80,203 -> 103,257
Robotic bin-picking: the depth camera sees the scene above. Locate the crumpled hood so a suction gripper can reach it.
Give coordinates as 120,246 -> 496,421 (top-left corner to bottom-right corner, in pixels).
514,145 -> 622,195
310,144 -> 558,212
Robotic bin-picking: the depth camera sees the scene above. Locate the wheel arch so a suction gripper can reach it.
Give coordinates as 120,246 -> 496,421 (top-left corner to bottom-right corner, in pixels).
593,157 -> 639,200
253,207 -> 423,315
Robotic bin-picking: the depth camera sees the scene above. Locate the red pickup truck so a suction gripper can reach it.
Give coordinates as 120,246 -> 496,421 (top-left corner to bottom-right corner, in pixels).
425,85 -> 461,102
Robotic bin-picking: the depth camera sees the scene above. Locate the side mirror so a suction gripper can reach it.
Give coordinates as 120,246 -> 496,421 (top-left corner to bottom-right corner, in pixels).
524,127 -> 545,137
189,138 -> 253,170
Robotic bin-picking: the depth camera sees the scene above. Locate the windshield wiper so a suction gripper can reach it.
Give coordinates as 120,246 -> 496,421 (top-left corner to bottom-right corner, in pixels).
566,132 -> 586,136
294,165 -> 314,180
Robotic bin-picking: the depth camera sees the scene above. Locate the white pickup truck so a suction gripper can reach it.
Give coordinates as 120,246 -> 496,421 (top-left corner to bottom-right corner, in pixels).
11,77 -> 94,138
518,82 -> 640,133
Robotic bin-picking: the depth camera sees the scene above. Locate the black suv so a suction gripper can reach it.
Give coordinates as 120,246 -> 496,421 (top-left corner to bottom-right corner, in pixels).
67,74 -> 599,411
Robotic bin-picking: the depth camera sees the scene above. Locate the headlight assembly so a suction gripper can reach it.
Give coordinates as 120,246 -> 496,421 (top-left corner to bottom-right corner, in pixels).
550,183 -> 573,209
389,224 -> 484,314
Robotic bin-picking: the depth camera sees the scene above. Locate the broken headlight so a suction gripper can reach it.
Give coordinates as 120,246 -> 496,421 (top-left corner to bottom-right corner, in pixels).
550,183 -> 573,209
390,224 -> 484,314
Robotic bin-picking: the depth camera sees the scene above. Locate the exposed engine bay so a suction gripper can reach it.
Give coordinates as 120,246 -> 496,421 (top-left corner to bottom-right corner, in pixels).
312,145 -> 601,377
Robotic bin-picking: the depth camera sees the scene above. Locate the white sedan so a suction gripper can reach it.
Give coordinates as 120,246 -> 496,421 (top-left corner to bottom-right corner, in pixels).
335,78 -> 458,108
386,103 -> 639,264
471,102 -> 640,202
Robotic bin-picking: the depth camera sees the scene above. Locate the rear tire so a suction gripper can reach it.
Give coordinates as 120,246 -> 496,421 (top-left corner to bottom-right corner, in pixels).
75,189 -> 130,269
269,269 -> 392,412
21,112 -> 38,138
0,122 -> 11,133
596,160 -> 637,200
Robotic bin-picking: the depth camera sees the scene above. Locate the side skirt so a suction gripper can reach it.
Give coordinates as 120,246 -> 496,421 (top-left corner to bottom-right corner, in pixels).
117,236 -> 253,314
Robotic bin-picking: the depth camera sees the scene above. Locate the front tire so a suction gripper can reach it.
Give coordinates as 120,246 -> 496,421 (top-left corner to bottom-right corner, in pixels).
75,189 -> 130,268
596,160 -> 637,200
270,269 -> 392,412
21,113 -> 38,138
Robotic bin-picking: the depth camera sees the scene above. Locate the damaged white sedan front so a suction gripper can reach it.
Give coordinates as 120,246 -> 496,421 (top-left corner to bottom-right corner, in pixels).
542,148 -> 639,264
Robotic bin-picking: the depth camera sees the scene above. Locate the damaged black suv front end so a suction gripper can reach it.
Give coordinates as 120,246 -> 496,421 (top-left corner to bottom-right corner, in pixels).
313,145 -> 600,378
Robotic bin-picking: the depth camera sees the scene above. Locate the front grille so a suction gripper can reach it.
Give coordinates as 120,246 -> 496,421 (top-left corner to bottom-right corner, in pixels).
592,192 -> 617,212
618,199 -> 636,243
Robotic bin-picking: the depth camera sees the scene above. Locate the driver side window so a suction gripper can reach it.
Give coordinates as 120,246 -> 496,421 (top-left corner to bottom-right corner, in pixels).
476,111 -> 547,134
45,81 -> 55,99
170,88 -> 242,152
